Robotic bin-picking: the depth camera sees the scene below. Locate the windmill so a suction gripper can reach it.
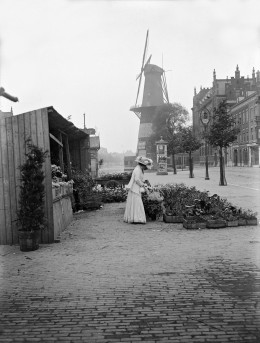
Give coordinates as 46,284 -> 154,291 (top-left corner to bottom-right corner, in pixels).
130,30 -> 170,160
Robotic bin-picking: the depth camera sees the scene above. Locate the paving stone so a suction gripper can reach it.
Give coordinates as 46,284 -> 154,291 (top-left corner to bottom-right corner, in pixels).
1,199 -> 260,342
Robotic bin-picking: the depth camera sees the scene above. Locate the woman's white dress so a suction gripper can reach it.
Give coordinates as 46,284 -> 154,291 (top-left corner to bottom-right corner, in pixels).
124,165 -> 146,224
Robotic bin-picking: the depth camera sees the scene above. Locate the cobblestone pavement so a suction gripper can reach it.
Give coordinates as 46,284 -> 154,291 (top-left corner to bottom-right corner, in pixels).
1,167 -> 260,343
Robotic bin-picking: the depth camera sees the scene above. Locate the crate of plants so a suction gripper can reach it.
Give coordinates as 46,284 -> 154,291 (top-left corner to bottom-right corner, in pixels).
81,192 -> 103,210
237,209 -> 258,226
95,172 -> 131,188
183,215 -> 207,230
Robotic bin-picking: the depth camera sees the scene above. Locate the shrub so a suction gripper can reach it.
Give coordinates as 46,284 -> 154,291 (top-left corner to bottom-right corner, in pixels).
17,140 -> 48,231
97,172 -> 131,181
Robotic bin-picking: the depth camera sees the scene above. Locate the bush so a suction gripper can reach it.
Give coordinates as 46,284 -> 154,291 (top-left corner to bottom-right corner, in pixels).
93,186 -> 128,203
97,172 -> 131,181
17,140 -> 48,231
105,180 -> 121,188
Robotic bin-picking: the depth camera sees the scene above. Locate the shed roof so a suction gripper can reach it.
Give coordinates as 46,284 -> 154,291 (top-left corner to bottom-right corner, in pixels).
47,106 -> 88,141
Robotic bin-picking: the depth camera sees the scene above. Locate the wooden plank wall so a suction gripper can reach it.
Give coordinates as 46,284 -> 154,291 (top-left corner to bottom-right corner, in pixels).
0,108 -> 54,245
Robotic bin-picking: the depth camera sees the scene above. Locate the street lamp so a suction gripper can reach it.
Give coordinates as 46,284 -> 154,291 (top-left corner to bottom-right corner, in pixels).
200,108 -> 211,180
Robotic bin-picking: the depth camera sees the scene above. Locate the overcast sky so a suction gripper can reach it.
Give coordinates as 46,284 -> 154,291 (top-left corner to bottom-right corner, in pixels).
0,0 -> 260,153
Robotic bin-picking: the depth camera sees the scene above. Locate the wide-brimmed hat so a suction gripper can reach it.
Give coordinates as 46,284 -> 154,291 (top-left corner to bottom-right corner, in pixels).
135,156 -> 153,169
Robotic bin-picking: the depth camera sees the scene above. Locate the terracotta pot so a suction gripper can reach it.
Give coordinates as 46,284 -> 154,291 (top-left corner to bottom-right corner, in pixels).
246,218 -> 258,226
149,214 -> 157,221
163,214 -> 183,223
183,218 -> 206,230
226,220 -> 238,227
18,231 -> 40,252
206,219 -> 226,229
238,218 -> 247,226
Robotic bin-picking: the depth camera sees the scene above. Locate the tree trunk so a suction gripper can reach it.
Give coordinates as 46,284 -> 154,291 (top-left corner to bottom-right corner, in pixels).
189,152 -> 194,178
219,148 -> 227,186
172,153 -> 177,174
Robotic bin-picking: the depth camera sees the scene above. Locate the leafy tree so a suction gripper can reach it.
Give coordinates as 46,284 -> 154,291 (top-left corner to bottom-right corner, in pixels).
18,139 -> 48,232
179,126 -> 202,178
204,100 -> 240,186
149,103 -> 189,174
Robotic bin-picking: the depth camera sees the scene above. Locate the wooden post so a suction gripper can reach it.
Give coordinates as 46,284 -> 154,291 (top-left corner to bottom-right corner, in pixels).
58,132 -> 64,172
64,135 -> 72,180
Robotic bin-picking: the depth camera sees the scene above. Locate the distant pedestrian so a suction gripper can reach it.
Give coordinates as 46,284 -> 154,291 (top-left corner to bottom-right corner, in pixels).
124,156 -> 153,224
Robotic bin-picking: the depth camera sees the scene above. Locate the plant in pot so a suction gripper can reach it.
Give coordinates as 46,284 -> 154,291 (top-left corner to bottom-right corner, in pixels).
72,169 -> 101,211
163,203 -> 184,223
142,188 -> 164,221
182,205 -> 207,229
221,205 -> 239,227
17,140 -> 48,251
238,208 -> 258,226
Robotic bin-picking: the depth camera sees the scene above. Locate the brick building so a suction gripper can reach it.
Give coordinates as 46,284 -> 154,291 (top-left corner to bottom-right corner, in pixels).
192,66 -> 260,167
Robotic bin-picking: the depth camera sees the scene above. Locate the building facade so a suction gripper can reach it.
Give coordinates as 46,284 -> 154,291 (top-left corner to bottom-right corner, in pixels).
192,66 -> 260,167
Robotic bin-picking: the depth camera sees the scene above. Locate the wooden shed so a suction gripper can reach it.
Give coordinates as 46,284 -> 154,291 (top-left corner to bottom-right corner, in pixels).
0,106 -> 91,245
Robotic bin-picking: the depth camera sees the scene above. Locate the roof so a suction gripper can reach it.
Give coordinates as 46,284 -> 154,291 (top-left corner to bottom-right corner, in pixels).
47,106 -> 88,141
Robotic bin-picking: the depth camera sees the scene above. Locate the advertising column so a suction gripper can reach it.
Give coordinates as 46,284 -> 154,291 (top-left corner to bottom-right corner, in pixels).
156,137 -> 168,175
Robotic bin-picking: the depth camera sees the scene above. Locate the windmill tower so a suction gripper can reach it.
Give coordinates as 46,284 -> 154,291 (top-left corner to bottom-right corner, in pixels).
130,30 -> 170,160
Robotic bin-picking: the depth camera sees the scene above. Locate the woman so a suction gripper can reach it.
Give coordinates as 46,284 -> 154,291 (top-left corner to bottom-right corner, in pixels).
124,156 -> 153,224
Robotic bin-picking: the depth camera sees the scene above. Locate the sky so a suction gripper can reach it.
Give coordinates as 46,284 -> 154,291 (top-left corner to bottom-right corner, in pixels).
0,0 -> 260,153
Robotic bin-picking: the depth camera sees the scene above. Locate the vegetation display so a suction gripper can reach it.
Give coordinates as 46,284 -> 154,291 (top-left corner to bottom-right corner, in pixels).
17,140 -> 48,232
179,125 -> 202,178
96,172 -> 131,180
71,169 -> 257,228
204,100 -> 240,186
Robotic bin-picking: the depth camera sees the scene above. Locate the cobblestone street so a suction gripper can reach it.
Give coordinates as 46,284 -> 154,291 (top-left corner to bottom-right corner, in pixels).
1,169 -> 260,343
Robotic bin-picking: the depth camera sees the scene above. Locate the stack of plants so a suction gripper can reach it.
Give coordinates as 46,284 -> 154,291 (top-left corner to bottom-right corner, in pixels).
157,183 -> 257,228
142,187 -> 164,221
96,172 -> 131,181
72,170 -> 129,211
72,169 -> 101,211
92,185 -> 128,203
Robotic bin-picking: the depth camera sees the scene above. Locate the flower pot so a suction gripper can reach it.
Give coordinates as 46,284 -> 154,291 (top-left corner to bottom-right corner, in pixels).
238,218 -> 247,226
82,194 -> 103,210
246,218 -> 258,226
149,214 -> 157,221
206,219 -> 226,229
18,231 -> 40,252
226,220 -> 238,227
183,218 -> 206,230
163,214 -> 183,223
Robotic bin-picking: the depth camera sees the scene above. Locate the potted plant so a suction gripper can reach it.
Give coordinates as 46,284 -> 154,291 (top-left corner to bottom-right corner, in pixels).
221,206 -> 239,227
142,189 -> 164,221
238,209 -> 258,226
72,169 -> 102,211
163,203 -> 184,223
17,140 -> 48,251
183,215 -> 207,230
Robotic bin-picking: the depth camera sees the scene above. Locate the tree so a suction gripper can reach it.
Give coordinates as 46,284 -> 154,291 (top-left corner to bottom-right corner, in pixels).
149,103 -> 190,174
204,100 -> 240,186
179,126 -> 202,178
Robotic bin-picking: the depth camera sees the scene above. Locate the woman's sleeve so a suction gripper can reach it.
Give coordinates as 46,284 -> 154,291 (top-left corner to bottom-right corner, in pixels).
134,167 -> 144,187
